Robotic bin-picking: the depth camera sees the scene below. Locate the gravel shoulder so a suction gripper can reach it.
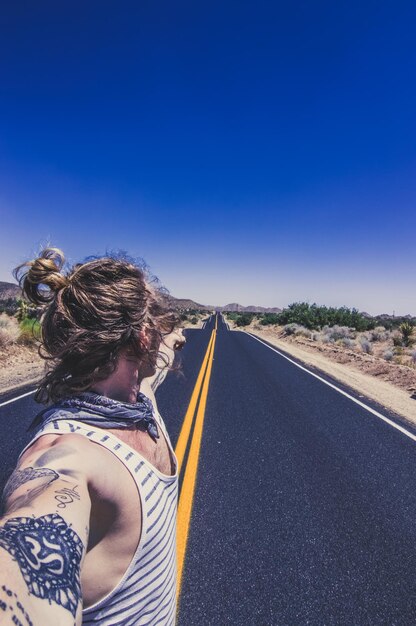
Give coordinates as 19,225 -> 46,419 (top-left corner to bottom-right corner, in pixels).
0,344 -> 44,394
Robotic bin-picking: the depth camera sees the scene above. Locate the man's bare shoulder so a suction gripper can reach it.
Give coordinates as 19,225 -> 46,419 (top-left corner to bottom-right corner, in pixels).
20,432 -> 97,465
18,432 -> 124,490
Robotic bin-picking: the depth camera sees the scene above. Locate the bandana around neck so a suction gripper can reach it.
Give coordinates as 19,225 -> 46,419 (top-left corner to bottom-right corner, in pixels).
32,391 -> 160,442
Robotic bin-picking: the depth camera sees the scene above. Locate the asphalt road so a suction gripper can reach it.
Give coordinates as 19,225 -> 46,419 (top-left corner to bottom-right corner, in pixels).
1,314 -> 416,625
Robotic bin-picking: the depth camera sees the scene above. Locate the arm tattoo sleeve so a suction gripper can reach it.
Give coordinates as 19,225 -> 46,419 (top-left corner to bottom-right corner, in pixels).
2,468 -> 59,514
0,514 -> 83,618
3,468 -> 59,500
0,585 -> 34,626
54,485 -> 80,509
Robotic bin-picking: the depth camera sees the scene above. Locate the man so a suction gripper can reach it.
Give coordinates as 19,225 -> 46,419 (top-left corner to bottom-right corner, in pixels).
0,248 -> 184,625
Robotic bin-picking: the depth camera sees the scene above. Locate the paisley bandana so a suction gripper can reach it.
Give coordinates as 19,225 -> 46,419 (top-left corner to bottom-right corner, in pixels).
32,391 -> 160,442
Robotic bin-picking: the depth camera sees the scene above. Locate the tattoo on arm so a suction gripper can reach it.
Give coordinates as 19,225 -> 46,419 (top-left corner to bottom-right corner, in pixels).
2,468 -> 59,514
0,585 -> 34,626
0,514 -> 83,618
54,485 -> 80,509
3,468 -> 59,501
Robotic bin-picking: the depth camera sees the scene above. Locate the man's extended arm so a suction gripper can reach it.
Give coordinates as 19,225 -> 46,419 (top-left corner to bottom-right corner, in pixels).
0,437 -> 91,626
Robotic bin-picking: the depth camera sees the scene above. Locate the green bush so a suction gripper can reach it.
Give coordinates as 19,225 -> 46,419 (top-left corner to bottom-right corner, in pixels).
260,313 -> 281,326
235,313 -> 254,327
400,322 -> 414,347
277,302 -> 375,331
18,317 -> 41,345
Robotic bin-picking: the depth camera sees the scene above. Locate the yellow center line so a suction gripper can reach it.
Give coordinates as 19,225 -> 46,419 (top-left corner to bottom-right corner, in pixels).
176,326 -> 217,604
175,329 -> 215,471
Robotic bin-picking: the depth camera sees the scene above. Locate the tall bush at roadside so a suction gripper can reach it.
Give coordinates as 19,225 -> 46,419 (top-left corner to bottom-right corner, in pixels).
18,316 -> 41,345
399,322 -> 414,347
235,313 -> 255,327
278,302 -> 374,331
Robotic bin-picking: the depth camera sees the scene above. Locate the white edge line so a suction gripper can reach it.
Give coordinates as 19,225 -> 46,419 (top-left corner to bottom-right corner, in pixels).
245,331 -> 416,444
0,389 -> 37,408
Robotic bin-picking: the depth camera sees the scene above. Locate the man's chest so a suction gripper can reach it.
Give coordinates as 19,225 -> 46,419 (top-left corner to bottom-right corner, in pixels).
112,428 -> 176,476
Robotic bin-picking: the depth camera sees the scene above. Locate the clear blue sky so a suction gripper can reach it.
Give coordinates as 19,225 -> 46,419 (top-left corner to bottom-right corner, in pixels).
1,1 -> 415,315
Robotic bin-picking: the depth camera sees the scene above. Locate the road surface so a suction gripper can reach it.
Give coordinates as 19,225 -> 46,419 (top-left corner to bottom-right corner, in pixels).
1,314 -> 416,625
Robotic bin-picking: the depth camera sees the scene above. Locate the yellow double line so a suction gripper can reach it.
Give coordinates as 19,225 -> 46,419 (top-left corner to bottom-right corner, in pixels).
175,315 -> 217,602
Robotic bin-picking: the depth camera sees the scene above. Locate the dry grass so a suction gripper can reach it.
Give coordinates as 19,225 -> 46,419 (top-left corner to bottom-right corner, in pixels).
0,313 -> 20,348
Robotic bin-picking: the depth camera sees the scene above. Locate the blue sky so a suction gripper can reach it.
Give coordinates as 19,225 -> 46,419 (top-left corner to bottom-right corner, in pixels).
0,1 -> 415,314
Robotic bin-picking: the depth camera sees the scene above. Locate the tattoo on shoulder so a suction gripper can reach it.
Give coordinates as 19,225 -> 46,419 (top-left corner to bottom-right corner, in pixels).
0,513 -> 83,618
3,467 -> 59,501
2,468 -> 59,514
0,584 -> 34,626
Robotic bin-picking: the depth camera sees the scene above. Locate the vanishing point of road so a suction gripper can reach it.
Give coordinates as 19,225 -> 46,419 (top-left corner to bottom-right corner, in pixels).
1,314 -> 415,625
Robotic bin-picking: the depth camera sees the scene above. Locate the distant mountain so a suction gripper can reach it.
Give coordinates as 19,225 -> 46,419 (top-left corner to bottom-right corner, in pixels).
167,297 -> 210,311
216,303 -> 282,313
0,281 -> 21,300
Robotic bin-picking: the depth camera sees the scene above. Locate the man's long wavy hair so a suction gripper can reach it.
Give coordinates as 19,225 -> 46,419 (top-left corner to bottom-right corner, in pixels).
14,248 -> 180,404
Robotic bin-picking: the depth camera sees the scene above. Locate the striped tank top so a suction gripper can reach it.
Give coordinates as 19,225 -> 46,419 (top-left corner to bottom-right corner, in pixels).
22,412 -> 178,626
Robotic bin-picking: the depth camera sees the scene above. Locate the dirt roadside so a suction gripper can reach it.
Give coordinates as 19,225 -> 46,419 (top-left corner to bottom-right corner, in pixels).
0,344 -> 44,394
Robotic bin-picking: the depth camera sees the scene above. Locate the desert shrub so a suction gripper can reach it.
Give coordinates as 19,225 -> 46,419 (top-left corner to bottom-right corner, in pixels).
235,313 -> 254,327
0,313 -> 20,347
282,323 -> 312,338
322,325 -> 355,342
411,350 -> 416,365
260,313 -> 281,326
369,326 -> 388,342
283,323 -> 302,336
190,317 -> 198,325
359,339 -> 373,354
294,326 -> 313,339
339,338 -> 356,349
18,317 -> 41,345
400,322 -> 415,347
383,349 -> 394,361
392,331 -> 403,347
311,332 -> 321,341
